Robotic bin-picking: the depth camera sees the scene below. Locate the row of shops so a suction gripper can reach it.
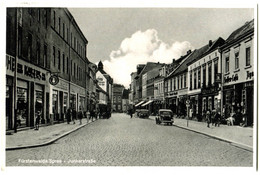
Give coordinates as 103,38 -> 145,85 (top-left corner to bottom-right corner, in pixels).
6,54 -> 96,130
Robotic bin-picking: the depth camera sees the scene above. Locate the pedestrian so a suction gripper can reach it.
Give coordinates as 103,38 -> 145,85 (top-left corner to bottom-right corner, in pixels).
215,111 -> 221,127
72,108 -> 77,124
86,110 -> 90,123
35,110 -> 41,130
66,108 -> 71,124
78,108 -> 83,125
206,110 -> 211,128
211,109 -> 216,126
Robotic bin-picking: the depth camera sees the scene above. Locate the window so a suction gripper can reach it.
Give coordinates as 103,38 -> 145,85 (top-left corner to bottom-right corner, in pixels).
184,74 -> 186,88
44,9 -> 47,28
198,68 -> 201,88
67,28 -> 69,42
37,9 -> 40,22
190,71 -> 192,90
53,46 -> 56,67
246,47 -> 251,66
63,23 -> 65,38
225,56 -> 229,73
71,60 -> 73,75
174,77 -> 176,90
235,52 -> 239,69
177,76 -> 179,89
208,63 -> 212,86
203,66 -> 206,88
181,75 -> 183,89
118,96 -> 121,103
18,26 -> 22,57
74,63 -> 76,77
58,50 -> 60,70
194,70 -> 197,89
62,53 -> 65,72
44,44 -> 47,68
71,33 -> 73,46
36,41 -> 40,64
27,33 -> 32,61
53,11 -> 56,29
58,17 -> 61,34
67,57 -> 69,74
214,60 -> 218,82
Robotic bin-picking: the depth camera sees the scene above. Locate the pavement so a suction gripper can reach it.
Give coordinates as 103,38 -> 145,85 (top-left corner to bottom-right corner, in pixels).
6,114 -> 254,152
6,118 -> 97,150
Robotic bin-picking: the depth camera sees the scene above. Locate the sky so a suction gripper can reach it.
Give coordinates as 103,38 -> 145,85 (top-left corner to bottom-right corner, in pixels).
68,7 -> 254,88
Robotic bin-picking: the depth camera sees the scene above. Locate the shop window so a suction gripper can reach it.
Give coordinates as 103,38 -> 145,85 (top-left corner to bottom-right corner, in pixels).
35,90 -> 43,121
246,47 -> 251,66
17,87 -> 28,128
64,93 -> 68,114
52,90 -> 58,116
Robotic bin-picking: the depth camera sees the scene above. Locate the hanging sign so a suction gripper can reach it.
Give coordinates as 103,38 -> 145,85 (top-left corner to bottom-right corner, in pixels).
49,75 -> 59,85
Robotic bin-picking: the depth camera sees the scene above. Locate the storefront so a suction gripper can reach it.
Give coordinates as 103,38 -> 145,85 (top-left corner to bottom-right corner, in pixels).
6,54 -> 49,130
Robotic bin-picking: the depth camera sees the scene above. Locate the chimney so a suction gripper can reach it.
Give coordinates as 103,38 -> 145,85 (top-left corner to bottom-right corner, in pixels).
187,50 -> 191,54
209,40 -> 213,47
172,58 -> 176,64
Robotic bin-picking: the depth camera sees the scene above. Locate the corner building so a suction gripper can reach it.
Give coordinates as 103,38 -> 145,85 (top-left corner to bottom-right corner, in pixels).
221,20 -> 254,126
6,8 -> 88,130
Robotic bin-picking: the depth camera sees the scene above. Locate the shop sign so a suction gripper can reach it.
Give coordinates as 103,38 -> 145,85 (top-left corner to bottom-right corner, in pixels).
215,73 -> 222,83
6,55 -> 46,81
246,71 -> 254,80
201,86 -> 219,95
224,74 -> 238,83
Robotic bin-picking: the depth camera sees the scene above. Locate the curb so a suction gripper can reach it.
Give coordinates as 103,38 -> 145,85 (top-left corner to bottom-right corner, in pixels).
172,124 -> 253,152
6,120 -> 97,151
149,116 -> 253,152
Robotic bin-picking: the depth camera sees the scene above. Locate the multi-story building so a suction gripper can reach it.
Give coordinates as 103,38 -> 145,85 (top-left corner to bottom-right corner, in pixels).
122,89 -> 130,113
187,38 -> 225,120
87,62 -> 98,112
96,61 -> 113,113
221,19 -> 254,126
164,50 -> 193,115
6,8 -> 88,130
112,84 -> 124,112
129,72 -> 137,105
153,65 -> 167,113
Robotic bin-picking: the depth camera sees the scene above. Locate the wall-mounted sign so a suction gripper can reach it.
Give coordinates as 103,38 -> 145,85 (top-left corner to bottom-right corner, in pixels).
246,71 -> 254,80
49,75 -> 59,85
224,74 -> 238,83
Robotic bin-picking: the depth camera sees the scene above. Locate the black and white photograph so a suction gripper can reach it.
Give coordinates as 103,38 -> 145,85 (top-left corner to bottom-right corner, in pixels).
0,0 -> 258,174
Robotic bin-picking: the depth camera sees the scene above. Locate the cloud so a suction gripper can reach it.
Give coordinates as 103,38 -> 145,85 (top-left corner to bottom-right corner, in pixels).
101,29 -> 194,88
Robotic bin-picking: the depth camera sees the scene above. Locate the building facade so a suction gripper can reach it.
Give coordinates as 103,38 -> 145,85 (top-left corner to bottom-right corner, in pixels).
221,20 -> 254,126
112,84 -> 124,112
6,8 -> 89,130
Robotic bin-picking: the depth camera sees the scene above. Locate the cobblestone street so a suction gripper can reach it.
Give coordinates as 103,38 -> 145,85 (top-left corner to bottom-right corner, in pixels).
6,113 -> 253,166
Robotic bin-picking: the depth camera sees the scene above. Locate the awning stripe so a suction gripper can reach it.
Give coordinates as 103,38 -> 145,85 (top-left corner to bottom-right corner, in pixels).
135,101 -> 145,107
141,100 -> 153,106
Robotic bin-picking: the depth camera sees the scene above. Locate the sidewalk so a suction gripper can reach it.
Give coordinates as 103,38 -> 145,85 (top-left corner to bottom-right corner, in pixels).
6,118 -> 97,150
150,115 -> 253,152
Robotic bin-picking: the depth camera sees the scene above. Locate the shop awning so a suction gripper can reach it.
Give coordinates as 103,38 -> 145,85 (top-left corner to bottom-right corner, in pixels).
135,101 -> 145,107
141,100 -> 153,106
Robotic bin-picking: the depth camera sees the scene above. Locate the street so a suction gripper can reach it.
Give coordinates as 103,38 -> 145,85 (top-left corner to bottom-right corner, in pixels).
6,113 -> 253,166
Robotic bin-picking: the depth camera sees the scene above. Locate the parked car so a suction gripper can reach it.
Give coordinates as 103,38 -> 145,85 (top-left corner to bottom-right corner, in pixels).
138,109 -> 149,118
156,109 -> 174,125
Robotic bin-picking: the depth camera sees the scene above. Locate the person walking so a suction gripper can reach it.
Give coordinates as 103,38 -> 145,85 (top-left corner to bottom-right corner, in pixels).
66,108 -> 71,124
215,111 -> 221,127
72,108 -> 77,124
78,108 -> 83,125
35,111 -> 41,130
206,110 -> 211,128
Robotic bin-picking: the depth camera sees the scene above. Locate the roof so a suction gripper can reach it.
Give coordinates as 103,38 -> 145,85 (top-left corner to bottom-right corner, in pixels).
97,68 -> 113,84
187,37 -> 225,65
225,19 -> 254,44
136,62 -> 164,79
